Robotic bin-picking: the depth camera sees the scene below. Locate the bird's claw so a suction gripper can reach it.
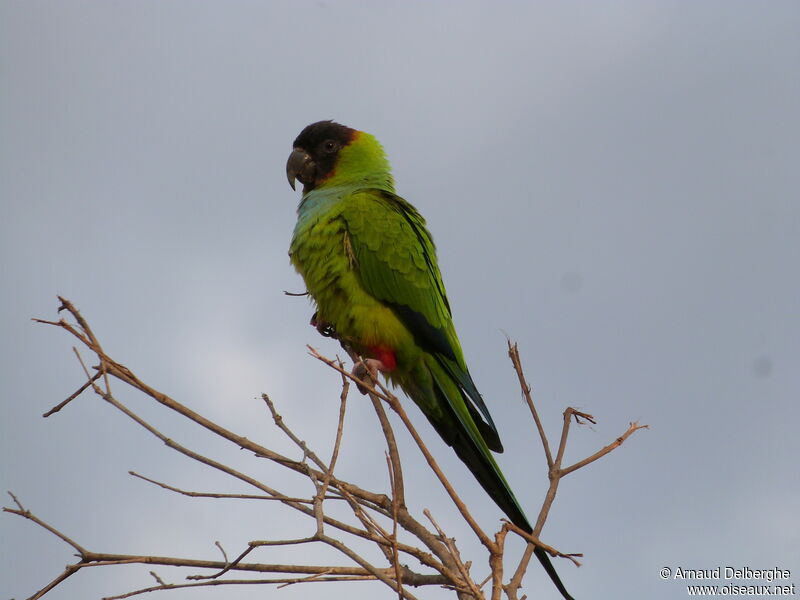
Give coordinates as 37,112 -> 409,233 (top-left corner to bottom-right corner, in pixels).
310,312 -> 337,339
352,358 -> 386,395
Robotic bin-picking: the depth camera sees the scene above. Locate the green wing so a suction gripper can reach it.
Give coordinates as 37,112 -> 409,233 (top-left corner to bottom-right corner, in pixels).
341,189 -> 502,451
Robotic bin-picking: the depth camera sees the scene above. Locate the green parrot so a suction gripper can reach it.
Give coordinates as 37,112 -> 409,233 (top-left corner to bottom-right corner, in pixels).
286,121 -> 573,600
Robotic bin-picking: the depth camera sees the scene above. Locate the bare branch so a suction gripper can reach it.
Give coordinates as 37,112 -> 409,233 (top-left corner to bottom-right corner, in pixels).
386,453 -> 403,600
3,493 -> 88,556
507,340 -> 554,468
317,367 -> 349,511
42,371 -> 102,417
214,541 -> 229,565
27,566 -> 82,600
15,299 -> 647,600
149,571 -> 166,585
504,341 -> 648,600
425,509 -> 483,599
309,346 -> 495,551
490,527 -> 507,600
262,393 -> 329,471
503,522 -> 582,567
560,419 -> 649,476
370,392 -> 406,508
103,576 -> 378,600
128,471 -> 336,503
384,390 -> 494,551
3,499 -> 450,590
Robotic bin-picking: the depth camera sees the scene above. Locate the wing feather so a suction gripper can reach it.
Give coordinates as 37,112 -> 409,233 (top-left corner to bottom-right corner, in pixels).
342,190 -> 502,450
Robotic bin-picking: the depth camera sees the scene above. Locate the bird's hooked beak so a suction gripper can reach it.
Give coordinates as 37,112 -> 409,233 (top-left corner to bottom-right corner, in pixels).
286,148 -> 315,191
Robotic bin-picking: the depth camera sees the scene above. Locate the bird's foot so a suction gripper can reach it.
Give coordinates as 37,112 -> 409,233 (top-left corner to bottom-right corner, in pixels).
352,358 -> 388,395
310,312 -> 337,339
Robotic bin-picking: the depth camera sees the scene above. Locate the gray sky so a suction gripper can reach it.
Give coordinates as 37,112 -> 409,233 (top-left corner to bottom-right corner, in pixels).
2,2 -> 799,599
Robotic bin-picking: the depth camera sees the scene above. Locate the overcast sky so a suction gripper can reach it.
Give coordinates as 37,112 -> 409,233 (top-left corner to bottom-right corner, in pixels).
2,2 -> 799,599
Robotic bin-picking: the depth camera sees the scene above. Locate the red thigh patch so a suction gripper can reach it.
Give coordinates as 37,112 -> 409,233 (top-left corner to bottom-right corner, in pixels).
369,345 -> 397,371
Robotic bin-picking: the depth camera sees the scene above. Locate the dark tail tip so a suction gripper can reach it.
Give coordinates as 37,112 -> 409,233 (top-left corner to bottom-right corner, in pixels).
534,546 -> 575,600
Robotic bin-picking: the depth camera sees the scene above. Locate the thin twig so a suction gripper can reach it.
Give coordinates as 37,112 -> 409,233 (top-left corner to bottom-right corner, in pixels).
277,569 -> 334,589
27,566 -> 82,600
214,541 -> 229,565
42,371 -> 102,417
507,340 -> 553,468
490,527 -> 507,600
560,419 -> 649,476
370,391 -> 406,508
3,494 -> 88,556
148,571 -> 166,585
262,393 -> 329,472
424,509 -> 482,599
503,522 -> 582,567
102,576 -> 378,600
317,365 -> 349,507
386,453 -> 403,600
128,471 -> 338,503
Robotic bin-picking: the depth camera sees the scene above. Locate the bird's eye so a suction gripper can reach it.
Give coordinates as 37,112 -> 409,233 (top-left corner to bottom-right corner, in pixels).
323,140 -> 338,153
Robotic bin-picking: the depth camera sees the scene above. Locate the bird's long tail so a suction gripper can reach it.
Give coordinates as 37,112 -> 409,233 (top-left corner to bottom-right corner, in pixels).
407,356 -> 575,600
445,418 -> 575,600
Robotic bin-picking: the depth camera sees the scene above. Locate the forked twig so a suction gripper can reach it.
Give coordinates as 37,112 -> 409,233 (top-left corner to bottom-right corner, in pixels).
504,342 -> 648,599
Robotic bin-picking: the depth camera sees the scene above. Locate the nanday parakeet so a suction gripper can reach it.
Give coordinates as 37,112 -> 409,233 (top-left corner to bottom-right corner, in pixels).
286,121 -> 574,600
